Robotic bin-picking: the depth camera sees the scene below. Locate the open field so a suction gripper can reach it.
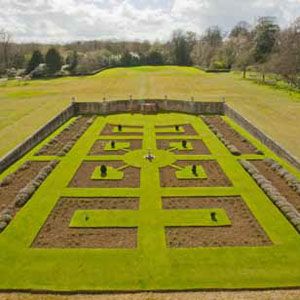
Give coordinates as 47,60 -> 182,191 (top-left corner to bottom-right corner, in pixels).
0,66 -> 300,159
0,112 -> 300,293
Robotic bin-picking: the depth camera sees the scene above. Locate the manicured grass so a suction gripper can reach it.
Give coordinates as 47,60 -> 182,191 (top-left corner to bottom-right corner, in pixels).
0,66 -> 300,160
0,112 -> 300,292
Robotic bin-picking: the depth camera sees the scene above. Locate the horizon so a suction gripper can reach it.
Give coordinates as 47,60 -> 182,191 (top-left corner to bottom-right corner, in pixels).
1,0 -> 300,43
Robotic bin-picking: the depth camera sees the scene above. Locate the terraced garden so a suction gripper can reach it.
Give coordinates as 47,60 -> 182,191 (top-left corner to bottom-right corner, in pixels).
0,112 -> 300,292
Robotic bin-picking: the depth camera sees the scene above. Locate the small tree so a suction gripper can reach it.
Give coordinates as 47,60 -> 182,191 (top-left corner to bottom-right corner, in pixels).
45,48 -> 63,75
100,165 -> 107,176
211,212 -> 217,222
111,141 -> 115,149
182,140 -> 187,148
175,125 -> 180,131
66,50 -> 78,73
192,165 -> 197,176
26,50 -> 44,74
118,124 -> 122,132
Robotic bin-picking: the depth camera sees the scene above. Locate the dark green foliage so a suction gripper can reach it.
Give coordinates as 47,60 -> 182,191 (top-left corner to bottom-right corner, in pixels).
111,141 -> 115,149
182,140 -> 187,148
175,125 -> 180,131
66,50 -> 78,72
146,51 -> 164,65
121,51 -> 133,66
26,50 -> 44,74
171,30 -> 195,66
100,165 -> 107,176
45,48 -> 63,75
211,212 -> 217,222
192,165 -> 197,176
253,17 -> 279,63
118,125 -> 122,132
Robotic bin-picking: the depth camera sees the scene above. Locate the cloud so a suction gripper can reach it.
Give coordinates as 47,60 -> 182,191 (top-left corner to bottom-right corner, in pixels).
0,0 -> 299,43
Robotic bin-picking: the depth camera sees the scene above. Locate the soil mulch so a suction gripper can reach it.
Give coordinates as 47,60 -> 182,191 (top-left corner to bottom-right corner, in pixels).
164,196 -> 271,247
89,139 -> 142,156
0,161 -> 49,217
203,116 -> 259,154
160,160 -> 232,187
157,139 -> 210,155
36,116 -> 93,156
68,161 -> 140,188
32,197 -> 138,248
100,124 -> 143,136
155,124 -> 198,136
253,161 -> 300,213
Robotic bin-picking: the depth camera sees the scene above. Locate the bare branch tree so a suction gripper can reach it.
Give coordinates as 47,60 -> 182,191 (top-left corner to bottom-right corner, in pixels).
0,29 -> 12,72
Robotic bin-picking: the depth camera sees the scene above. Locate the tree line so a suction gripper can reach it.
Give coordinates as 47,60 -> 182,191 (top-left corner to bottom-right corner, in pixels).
0,16 -> 299,88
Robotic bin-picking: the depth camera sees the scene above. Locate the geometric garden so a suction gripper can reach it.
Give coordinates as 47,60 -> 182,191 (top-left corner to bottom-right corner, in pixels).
0,112 -> 300,291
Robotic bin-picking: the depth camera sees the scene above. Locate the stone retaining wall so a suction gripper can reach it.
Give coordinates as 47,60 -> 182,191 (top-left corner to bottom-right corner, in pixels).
0,104 -> 75,173
224,104 -> 300,170
73,99 -> 224,115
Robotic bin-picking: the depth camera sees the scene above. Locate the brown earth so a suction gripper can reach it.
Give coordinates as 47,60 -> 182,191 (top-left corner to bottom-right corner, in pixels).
157,139 -> 210,155
2,290 -> 300,300
32,197 -> 139,248
0,161 -> 48,217
160,160 -> 232,187
164,196 -> 271,247
203,116 -> 259,154
101,124 -> 143,136
253,160 -> 300,213
155,124 -> 198,136
89,139 -> 142,155
36,116 -> 93,156
68,161 -> 140,188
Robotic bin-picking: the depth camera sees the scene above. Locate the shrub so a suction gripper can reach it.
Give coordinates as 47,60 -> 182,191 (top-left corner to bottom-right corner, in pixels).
182,140 -> 187,148
192,165 -> 197,176
111,141 -> 116,149
0,214 -> 12,223
100,165 -> 107,176
175,125 -> 180,131
0,222 -> 7,232
19,162 -> 30,171
0,175 -> 13,187
211,212 -> 217,222
118,125 -> 122,132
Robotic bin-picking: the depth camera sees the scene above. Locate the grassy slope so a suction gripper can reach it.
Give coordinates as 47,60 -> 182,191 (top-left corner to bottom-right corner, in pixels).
0,113 -> 300,291
0,66 -> 299,160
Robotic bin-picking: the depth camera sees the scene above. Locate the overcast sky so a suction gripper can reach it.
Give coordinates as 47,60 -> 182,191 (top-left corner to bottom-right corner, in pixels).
1,0 -> 300,43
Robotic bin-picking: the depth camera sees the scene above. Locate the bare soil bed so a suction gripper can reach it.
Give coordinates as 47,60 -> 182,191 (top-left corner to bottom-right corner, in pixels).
155,124 -> 198,136
36,116 -> 93,156
203,116 -> 259,154
89,139 -> 142,155
32,197 -> 138,248
164,196 -> 271,247
0,161 -> 49,217
157,139 -> 210,155
253,161 -> 300,213
68,161 -> 140,188
100,124 -> 143,136
160,160 -> 232,187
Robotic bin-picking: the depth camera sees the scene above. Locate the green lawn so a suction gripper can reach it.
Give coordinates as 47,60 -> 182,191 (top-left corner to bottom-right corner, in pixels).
0,113 -> 300,292
0,66 -> 300,161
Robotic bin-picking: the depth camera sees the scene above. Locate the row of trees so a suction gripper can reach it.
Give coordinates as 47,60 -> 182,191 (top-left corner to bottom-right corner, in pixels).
0,16 -> 299,87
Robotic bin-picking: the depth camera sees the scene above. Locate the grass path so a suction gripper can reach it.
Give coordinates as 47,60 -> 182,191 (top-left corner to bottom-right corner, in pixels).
0,66 -> 299,160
